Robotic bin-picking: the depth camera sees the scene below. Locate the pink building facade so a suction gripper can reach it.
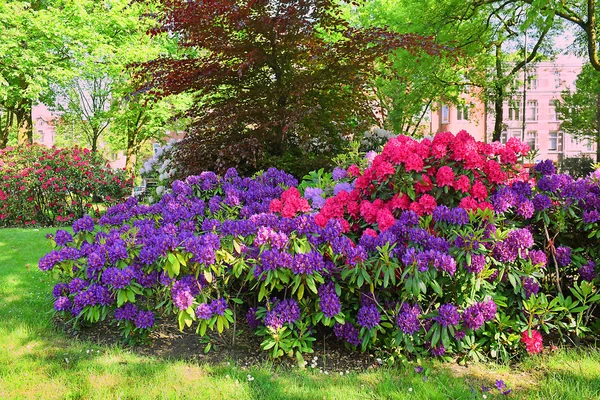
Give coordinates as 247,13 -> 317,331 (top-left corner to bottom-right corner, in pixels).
430,55 -> 595,163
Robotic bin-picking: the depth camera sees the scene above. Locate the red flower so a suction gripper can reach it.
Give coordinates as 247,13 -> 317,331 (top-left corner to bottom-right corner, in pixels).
521,329 -> 543,354
435,166 -> 455,187
453,175 -> 471,192
470,181 -> 488,201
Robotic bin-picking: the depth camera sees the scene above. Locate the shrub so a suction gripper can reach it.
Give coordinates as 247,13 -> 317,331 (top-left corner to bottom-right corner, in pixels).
140,140 -> 179,203
0,145 -> 132,226
39,131 -> 599,364
559,155 -> 595,179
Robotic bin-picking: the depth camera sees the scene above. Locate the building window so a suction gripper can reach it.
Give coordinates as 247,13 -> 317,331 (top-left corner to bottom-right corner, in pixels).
548,100 -> 558,121
526,130 -> 538,150
500,130 -> 522,144
526,100 -> 538,121
508,101 -> 521,121
548,131 -> 562,151
441,105 -> 449,124
456,105 -> 469,121
526,75 -> 538,90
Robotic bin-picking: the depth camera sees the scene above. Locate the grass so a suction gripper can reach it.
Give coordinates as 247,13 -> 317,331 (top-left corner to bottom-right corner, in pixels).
0,228 -> 598,399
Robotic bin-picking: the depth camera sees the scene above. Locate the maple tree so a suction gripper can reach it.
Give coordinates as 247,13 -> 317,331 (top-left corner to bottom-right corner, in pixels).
136,0 -> 447,176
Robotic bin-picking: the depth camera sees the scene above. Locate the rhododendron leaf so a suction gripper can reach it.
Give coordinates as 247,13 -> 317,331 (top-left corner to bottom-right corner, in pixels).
203,271 -> 213,284
117,290 -> 126,307
297,283 -> 305,301
126,289 -> 135,303
175,252 -> 187,267
306,277 -> 318,294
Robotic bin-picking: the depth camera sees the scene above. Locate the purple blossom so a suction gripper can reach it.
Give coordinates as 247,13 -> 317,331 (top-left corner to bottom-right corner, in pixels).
467,254 -> 486,274
533,194 -> 552,211
54,296 -> 71,311
334,323 -> 361,346
102,267 -> 134,289
555,246 -> 571,266
318,282 -> 341,317
534,159 -> 556,176
333,182 -> 354,195
134,310 -> 155,329
522,277 -> 540,299
292,251 -> 325,275
272,299 -> 300,324
38,250 -> 62,271
52,283 -> 69,298
528,250 -> 547,268
195,303 -> 213,320
579,261 -> 597,282
210,298 -> 228,316
54,230 -> 73,246
332,167 -> 347,181
357,302 -> 381,329
396,303 -> 421,334
68,278 -> 89,294
246,307 -> 261,329
462,304 -> 485,330
435,304 -> 460,327
430,345 -> 446,357
72,215 -> 94,233
115,303 -> 138,321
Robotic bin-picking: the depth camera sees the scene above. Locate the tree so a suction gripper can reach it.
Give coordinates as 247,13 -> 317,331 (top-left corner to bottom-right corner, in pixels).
348,0 -> 558,141
0,0 -> 100,148
556,63 -> 600,160
474,0 -> 600,159
135,0 -> 447,177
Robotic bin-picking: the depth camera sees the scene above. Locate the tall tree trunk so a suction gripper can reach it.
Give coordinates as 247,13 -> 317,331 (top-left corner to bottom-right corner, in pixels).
596,92 -> 600,162
0,108 -> 13,148
493,45 -> 504,142
125,128 -> 137,174
16,102 -> 33,146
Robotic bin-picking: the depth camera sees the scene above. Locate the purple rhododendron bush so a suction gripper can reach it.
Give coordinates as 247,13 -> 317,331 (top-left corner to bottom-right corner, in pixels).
39,131 -> 600,364
0,145 -> 132,226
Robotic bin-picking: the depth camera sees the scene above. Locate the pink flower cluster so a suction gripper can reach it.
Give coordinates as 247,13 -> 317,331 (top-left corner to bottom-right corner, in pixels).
316,131 -> 528,232
270,187 -> 311,218
521,329 -> 543,354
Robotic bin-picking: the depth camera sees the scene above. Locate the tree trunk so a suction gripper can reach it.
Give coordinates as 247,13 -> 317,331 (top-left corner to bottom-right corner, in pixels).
0,108 -> 13,148
596,92 -> 600,162
125,129 -> 137,174
493,45 -> 504,142
16,102 -> 33,146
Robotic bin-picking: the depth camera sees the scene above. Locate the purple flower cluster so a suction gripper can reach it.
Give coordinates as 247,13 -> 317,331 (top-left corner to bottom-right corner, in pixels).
493,228 -> 534,263
435,304 -> 460,327
134,310 -> 155,329
432,205 -> 469,225
246,307 -> 261,329
54,230 -> 73,246
334,323 -> 361,346
195,303 -> 212,320
396,303 -> 421,334
291,251 -> 325,275
579,261 -> 597,282
466,254 -> 486,274
332,167 -> 347,181
522,277 -> 540,299
101,267 -> 135,289
462,298 -> 496,330
72,215 -> 95,233
534,159 -> 556,176
555,246 -> 571,266
318,282 -> 341,317
115,303 -> 138,321
357,301 -> 381,329
264,299 -> 301,330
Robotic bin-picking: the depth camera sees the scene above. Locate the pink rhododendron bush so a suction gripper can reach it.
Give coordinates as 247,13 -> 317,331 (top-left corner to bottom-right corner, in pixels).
0,145 -> 132,226
39,131 -> 599,363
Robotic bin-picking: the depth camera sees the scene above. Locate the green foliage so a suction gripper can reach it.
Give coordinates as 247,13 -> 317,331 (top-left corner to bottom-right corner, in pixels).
559,156 -> 595,178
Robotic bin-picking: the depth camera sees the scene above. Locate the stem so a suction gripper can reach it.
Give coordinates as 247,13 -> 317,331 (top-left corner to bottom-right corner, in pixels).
543,222 -> 562,295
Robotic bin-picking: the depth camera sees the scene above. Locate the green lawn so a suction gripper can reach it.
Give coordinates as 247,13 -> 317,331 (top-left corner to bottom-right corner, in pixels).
0,228 -> 598,399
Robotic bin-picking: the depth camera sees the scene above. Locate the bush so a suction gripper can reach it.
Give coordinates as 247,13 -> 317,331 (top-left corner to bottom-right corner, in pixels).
0,145 -> 132,226
559,156 -> 595,179
39,131 -> 599,364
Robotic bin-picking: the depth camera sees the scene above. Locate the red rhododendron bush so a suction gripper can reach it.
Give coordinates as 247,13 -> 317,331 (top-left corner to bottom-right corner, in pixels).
39,131 -> 599,364
0,145 -> 132,226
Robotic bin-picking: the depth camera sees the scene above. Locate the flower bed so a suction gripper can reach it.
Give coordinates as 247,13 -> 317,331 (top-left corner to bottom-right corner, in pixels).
0,145 -> 131,226
40,131 -> 599,363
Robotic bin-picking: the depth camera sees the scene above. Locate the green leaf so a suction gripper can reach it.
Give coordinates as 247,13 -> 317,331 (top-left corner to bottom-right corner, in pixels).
297,283 -> 305,300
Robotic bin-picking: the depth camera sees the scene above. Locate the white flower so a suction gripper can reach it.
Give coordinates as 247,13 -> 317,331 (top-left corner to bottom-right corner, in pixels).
156,186 -> 165,196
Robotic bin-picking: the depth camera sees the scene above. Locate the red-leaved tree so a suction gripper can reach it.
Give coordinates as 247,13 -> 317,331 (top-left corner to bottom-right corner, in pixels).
136,0 -> 448,176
